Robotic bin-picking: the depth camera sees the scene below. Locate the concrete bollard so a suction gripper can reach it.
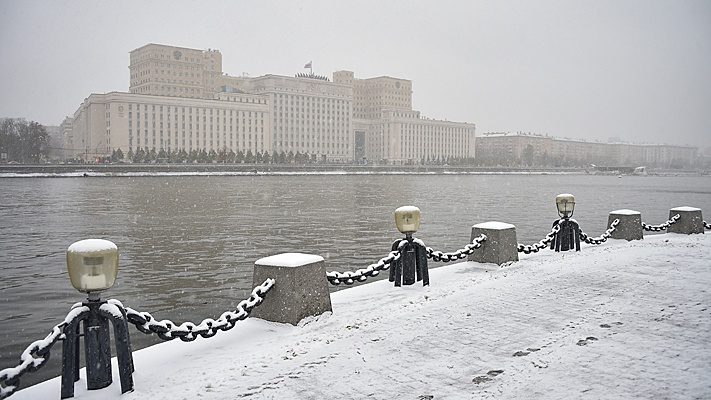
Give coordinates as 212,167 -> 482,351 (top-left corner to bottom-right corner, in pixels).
667,206 -> 704,235
467,221 -> 519,265
608,209 -> 643,241
251,253 -> 332,325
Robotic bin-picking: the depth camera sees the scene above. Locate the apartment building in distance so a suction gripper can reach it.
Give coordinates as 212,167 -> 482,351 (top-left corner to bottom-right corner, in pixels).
63,43 -> 475,163
476,133 -> 698,169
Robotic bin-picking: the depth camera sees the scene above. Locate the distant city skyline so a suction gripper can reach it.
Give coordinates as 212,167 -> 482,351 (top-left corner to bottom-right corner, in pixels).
1,0 -> 709,147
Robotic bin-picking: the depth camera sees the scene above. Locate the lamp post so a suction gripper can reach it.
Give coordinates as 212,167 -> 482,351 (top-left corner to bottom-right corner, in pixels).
61,239 -> 134,399
551,194 -> 581,252
390,206 -> 429,286
555,193 -> 576,218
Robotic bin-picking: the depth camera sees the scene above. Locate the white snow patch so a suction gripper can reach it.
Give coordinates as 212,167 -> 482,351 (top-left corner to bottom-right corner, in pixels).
395,205 -> 420,213
474,221 -> 515,230
99,303 -> 124,320
256,253 -> 324,267
67,239 -> 117,253
670,206 -> 701,212
610,209 -> 641,215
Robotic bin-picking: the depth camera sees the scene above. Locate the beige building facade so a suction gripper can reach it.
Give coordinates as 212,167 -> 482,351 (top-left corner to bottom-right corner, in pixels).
333,71 -> 412,120
129,44 -> 223,99
335,70 -> 475,164
66,91 -> 269,159
221,74 -> 354,162
356,110 -> 475,164
65,43 -> 476,164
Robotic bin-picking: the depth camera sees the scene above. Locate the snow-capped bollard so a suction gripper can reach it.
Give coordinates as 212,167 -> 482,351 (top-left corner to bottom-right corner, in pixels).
667,206 -> 704,234
467,222 -> 519,265
251,253 -> 332,325
608,209 -> 643,241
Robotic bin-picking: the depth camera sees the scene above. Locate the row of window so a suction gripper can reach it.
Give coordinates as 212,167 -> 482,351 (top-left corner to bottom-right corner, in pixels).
127,103 -> 266,113
218,94 -> 267,104
128,130 -> 264,153
129,110 -> 264,121
129,122 -> 264,135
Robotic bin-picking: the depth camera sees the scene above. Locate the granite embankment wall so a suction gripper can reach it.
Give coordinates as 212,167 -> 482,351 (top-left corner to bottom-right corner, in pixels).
0,164 -> 584,175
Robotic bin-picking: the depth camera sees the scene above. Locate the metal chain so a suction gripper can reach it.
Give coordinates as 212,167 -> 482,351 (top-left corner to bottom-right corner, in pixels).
424,234 -> 488,262
0,304 -> 90,399
642,214 -> 680,232
113,278 -> 274,342
517,224 -> 561,254
579,219 -> 620,245
326,242 -> 406,286
327,234 -> 488,285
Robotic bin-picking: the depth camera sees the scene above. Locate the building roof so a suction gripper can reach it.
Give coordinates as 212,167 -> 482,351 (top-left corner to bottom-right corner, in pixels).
129,43 -> 218,54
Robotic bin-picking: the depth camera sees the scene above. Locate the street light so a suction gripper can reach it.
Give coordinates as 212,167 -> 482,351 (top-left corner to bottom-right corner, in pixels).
394,206 -> 421,234
555,193 -> 576,218
390,206 -> 429,287
66,239 -> 118,298
551,194 -> 581,252
61,239 -> 133,398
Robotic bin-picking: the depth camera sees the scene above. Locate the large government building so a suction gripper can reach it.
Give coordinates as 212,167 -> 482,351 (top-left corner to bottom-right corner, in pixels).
64,43 -> 476,163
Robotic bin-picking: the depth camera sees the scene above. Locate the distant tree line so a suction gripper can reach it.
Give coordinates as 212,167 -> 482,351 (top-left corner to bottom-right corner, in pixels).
0,119 -> 49,163
416,155 -> 476,166
111,147 -> 481,166
117,147 -> 329,165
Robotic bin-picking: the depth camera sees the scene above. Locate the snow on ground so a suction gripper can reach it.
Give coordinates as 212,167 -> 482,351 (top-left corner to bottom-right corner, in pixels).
610,209 -> 641,216
14,233 -> 711,399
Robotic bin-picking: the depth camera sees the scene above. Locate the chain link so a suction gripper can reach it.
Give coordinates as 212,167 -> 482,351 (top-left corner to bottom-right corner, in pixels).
642,214 -> 680,232
0,305 -> 89,399
113,278 -> 274,342
327,234 -> 488,285
326,242 -> 406,286
579,219 -> 620,245
517,224 -> 562,254
424,234 -> 488,262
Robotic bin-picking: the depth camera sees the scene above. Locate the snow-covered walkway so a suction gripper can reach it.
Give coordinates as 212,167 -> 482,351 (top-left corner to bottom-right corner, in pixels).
15,233 -> 711,399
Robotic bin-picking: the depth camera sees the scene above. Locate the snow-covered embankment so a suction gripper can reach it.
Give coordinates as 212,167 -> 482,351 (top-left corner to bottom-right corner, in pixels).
15,233 -> 711,399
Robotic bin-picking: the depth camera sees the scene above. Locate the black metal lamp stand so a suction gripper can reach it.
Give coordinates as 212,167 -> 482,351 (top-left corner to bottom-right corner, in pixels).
60,293 -> 134,399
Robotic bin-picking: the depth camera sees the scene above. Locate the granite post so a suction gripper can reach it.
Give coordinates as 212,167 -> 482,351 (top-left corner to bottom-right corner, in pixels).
251,253 -> 332,325
467,221 -> 519,265
667,207 -> 704,235
608,209 -> 643,241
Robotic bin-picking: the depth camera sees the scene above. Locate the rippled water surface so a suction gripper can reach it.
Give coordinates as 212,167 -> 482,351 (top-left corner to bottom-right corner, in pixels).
1,173 -> 710,385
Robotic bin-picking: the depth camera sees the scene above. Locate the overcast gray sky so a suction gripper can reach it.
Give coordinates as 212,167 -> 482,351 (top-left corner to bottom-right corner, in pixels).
1,0 -> 709,147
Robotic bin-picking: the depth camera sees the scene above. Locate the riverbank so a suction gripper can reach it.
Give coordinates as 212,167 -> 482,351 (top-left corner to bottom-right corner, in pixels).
1,164 -> 703,178
0,163 -> 586,177
14,232 -> 711,399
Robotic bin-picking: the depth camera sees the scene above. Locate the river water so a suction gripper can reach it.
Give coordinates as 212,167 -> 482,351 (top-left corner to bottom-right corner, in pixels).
1,173 -> 710,385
